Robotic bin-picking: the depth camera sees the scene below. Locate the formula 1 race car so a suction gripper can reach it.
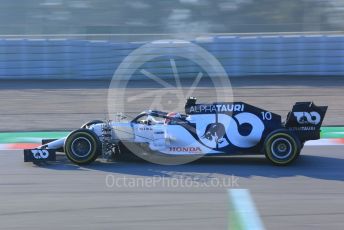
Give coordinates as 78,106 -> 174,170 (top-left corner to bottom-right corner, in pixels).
24,97 -> 327,166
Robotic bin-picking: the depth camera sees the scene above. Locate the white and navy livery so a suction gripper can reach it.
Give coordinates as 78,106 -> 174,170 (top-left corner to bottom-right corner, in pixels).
24,98 -> 327,166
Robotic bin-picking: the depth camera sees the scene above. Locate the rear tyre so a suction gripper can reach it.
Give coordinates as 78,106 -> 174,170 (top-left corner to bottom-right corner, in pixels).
64,129 -> 101,165
264,131 -> 301,166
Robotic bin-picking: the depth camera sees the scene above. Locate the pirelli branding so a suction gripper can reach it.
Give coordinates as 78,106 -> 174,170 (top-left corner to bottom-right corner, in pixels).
187,103 -> 245,114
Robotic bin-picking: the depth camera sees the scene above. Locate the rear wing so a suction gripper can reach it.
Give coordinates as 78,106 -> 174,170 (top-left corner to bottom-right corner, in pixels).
285,102 -> 328,129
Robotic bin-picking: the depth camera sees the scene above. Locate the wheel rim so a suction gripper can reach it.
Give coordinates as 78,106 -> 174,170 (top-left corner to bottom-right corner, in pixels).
71,137 -> 92,157
271,137 -> 292,160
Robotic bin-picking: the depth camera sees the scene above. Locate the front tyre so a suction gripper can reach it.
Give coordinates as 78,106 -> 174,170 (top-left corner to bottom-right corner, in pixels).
64,129 -> 101,165
264,131 -> 301,166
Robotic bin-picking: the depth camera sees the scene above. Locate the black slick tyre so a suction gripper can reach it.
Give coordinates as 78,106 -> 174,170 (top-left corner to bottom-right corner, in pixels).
264,131 -> 301,166
64,129 -> 101,165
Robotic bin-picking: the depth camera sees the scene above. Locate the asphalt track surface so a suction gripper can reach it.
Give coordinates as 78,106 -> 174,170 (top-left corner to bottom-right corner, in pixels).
0,146 -> 343,230
0,76 -> 343,229
0,76 -> 343,131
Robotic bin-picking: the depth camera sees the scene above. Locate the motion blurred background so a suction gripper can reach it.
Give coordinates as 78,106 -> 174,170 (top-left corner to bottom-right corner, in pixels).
0,0 -> 344,78
0,0 -> 344,130
1,0 -> 344,80
1,0 -> 344,35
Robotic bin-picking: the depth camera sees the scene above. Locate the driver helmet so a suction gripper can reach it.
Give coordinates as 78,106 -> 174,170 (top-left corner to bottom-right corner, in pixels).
165,112 -> 181,124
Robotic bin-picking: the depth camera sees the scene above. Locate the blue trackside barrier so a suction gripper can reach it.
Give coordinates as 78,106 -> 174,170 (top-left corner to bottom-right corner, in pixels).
0,35 -> 343,79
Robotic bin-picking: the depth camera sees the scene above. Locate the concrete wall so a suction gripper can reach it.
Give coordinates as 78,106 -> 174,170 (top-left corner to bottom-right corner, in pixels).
0,35 -> 343,79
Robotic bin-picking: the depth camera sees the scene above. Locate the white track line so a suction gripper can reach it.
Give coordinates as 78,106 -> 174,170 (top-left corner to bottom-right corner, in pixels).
228,189 -> 265,230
